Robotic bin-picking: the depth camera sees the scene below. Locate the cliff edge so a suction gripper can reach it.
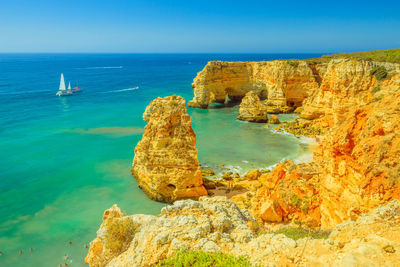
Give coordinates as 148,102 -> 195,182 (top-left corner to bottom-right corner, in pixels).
86,197 -> 400,267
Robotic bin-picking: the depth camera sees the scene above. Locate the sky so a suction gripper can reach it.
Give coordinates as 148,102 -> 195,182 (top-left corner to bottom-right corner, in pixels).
0,0 -> 399,53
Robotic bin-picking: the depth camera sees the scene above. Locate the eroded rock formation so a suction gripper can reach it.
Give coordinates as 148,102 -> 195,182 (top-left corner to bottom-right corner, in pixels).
315,88 -> 400,227
236,91 -> 268,122
86,197 -> 400,267
188,59 -> 400,127
301,60 -> 400,126
188,60 -> 319,110
131,95 -> 207,203
241,87 -> 400,228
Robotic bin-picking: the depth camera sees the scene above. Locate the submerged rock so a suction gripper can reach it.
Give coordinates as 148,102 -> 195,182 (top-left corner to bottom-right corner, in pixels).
131,95 -> 207,203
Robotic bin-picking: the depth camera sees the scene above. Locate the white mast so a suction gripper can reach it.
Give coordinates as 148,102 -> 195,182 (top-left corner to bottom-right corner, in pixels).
59,73 -> 66,91
68,81 -> 71,90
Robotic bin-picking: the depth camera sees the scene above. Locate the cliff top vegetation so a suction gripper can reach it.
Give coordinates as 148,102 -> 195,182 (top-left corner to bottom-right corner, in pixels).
305,48 -> 400,64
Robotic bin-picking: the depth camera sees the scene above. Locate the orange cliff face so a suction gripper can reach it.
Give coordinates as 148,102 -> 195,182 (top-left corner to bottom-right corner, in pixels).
300,60 -> 400,125
131,95 -> 207,203
315,89 -> 400,227
247,86 -> 400,228
222,60 -> 400,228
249,161 -> 322,227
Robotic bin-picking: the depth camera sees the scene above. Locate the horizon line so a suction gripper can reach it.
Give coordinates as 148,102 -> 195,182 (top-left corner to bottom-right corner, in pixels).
0,51 -> 333,55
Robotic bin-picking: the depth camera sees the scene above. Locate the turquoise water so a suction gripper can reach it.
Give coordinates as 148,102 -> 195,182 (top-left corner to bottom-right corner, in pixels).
0,53 -> 320,266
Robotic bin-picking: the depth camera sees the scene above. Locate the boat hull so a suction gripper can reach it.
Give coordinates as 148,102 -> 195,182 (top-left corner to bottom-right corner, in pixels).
56,90 -> 73,96
71,86 -> 82,93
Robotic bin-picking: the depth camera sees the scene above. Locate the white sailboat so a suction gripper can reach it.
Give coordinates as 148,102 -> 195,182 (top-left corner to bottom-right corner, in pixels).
56,73 -> 72,96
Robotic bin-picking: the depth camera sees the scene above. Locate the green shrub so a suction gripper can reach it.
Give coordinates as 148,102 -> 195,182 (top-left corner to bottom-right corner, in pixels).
301,201 -> 310,214
370,66 -> 388,80
291,194 -> 301,207
156,251 -> 255,267
287,60 -> 299,67
370,86 -> 381,93
305,49 -> 400,64
105,218 -> 137,254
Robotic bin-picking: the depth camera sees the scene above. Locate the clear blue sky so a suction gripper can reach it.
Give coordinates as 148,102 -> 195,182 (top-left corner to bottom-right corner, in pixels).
1,0 -> 399,53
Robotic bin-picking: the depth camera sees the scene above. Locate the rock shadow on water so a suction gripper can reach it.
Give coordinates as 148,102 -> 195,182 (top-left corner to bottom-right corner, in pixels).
60,127 -> 144,137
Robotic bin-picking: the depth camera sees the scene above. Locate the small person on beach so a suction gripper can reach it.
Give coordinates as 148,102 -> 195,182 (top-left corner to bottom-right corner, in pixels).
68,241 -> 72,245
0,251 -> 3,256
19,250 -> 23,255
30,247 -> 34,252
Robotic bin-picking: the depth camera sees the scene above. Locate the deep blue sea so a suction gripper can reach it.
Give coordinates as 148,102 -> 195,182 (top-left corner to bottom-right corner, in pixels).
0,53 -> 321,266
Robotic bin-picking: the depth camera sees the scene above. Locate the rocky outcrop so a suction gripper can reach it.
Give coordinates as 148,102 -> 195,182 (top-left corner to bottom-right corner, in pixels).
86,197 -> 400,267
87,197 -> 256,267
188,60 -> 320,110
188,59 -> 400,127
236,91 -> 268,122
269,114 -> 280,124
240,161 -> 322,226
131,95 -> 207,203
314,88 -> 400,227
85,205 -> 131,267
300,60 -> 400,126
243,87 -> 400,228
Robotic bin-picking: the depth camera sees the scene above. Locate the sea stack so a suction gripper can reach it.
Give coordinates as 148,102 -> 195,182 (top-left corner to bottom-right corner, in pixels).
132,95 -> 207,203
237,91 -> 268,122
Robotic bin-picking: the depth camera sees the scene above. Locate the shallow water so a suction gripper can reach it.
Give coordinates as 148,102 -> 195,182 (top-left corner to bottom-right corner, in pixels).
0,53 -> 320,266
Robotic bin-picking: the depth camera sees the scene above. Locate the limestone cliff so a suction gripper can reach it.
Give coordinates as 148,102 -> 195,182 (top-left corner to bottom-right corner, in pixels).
314,88 -> 400,227
251,161 -> 322,227
131,95 -> 207,203
189,59 -> 400,127
237,91 -> 268,122
188,60 -> 319,110
86,197 -> 400,267
301,60 -> 400,126
243,86 -> 400,228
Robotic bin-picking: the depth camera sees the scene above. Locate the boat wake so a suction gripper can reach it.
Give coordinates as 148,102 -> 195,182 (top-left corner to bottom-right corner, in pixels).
0,89 -> 52,96
103,86 -> 139,93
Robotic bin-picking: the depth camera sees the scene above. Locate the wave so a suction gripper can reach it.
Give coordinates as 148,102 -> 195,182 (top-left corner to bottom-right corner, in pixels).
293,153 -> 313,164
76,66 -> 123,70
103,86 -> 139,93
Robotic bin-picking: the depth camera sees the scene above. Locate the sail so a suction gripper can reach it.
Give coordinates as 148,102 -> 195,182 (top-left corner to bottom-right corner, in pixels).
59,73 -> 66,91
68,82 -> 71,90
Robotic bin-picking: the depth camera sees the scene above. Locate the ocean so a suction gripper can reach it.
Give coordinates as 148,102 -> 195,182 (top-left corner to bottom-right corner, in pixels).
0,53 -> 321,266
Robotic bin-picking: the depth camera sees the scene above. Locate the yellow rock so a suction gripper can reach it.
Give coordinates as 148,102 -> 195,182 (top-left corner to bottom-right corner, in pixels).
244,169 -> 261,180
188,60 -> 319,109
237,91 -> 268,123
269,115 -> 280,124
260,200 -> 282,222
131,95 -> 207,203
